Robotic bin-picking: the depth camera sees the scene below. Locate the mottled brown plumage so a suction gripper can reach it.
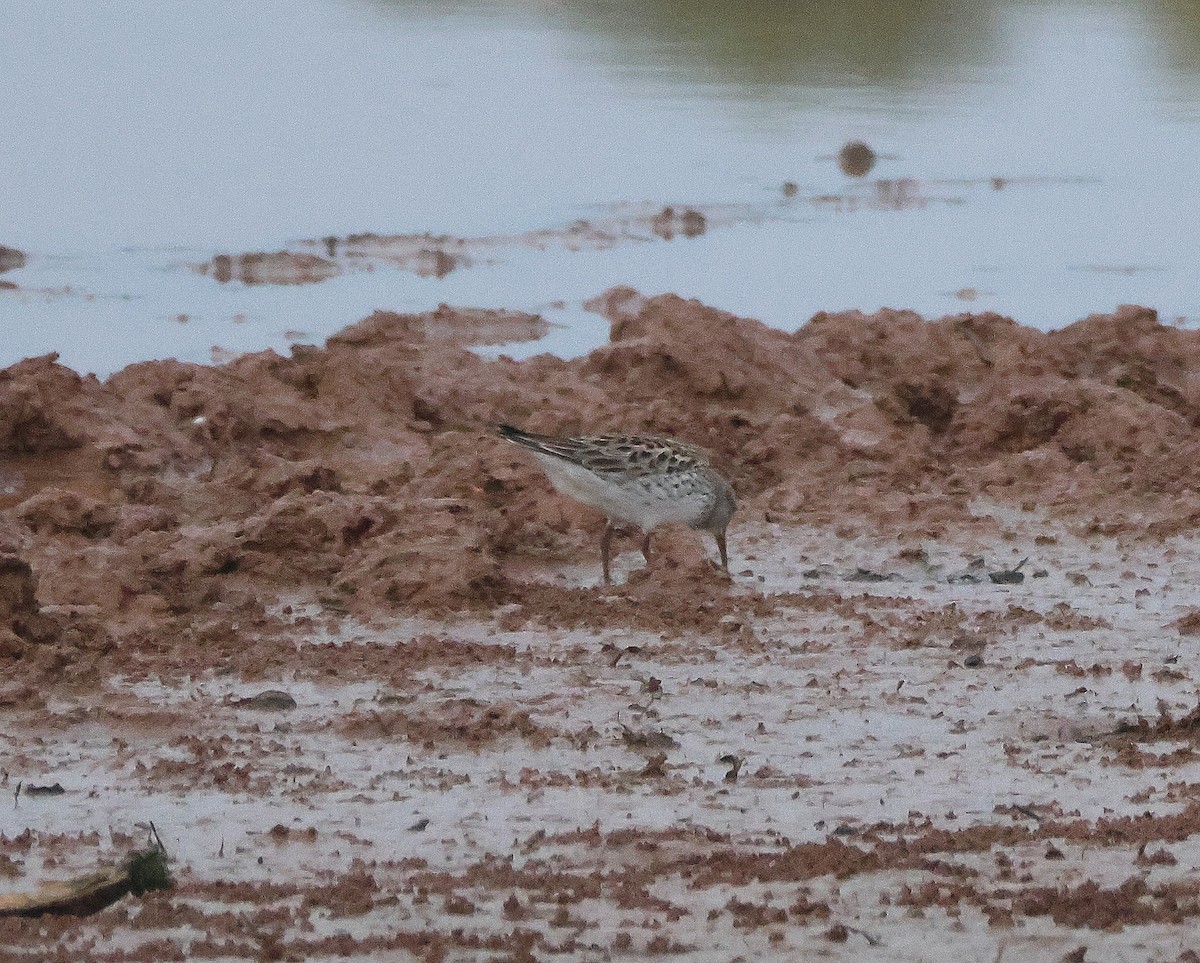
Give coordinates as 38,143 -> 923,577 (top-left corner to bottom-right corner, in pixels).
499,424 -> 735,584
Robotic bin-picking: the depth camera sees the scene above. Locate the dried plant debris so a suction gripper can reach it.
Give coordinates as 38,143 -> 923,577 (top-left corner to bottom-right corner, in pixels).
15,783 -> 66,799
0,843 -> 171,918
990,557 -> 1029,584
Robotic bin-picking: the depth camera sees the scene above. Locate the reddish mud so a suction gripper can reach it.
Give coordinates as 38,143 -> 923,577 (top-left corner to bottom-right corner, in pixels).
1,293 -> 1199,679
198,193 -> 978,287
5,291 -> 1200,959
195,206 -> 717,287
199,251 -> 341,285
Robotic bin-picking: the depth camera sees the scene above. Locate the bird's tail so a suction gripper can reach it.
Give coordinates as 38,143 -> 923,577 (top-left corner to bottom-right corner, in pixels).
498,423 -> 563,446
497,423 -> 537,446
497,423 -> 583,463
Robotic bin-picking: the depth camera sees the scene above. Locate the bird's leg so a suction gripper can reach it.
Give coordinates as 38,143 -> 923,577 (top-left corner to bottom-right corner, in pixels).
640,532 -> 652,565
601,521 -> 615,585
716,530 -> 729,574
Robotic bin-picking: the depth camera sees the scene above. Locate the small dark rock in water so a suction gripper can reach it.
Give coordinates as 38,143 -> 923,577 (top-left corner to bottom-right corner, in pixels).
963,654 -> 984,668
234,690 -> 297,711
0,245 -> 26,273
838,140 -> 877,177
847,568 -> 896,583
408,818 -> 430,832
620,725 -> 679,751
989,557 -> 1029,584
781,181 -> 799,197
1033,568 -> 1049,579
24,783 -> 65,797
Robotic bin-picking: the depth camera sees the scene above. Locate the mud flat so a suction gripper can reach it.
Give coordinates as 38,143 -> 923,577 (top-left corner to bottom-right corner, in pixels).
198,251 -> 342,286
3,292 -> 1200,960
190,179 -> 990,288
193,205 -> 725,287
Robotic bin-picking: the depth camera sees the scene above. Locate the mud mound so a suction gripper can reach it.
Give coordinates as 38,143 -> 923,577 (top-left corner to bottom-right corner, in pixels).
3,290 -> 1200,683
0,555 -> 53,647
0,355 -> 99,455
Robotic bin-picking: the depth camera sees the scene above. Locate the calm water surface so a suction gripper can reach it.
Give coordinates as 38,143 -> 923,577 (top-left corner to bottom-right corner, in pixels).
2,0 -> 1199,372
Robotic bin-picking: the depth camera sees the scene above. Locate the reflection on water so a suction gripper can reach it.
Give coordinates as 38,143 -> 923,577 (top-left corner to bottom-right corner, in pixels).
1150,0 -> 1200,52
368,0 -> 1200,92
530,0 -> 1000,88
3,0 -> 1200,373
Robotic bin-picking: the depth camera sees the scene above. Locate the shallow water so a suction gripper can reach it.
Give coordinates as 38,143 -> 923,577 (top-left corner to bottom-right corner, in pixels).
2,0 -> 1200,373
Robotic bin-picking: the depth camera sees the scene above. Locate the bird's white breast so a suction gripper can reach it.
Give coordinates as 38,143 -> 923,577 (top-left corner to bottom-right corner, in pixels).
532,452 -> 712,531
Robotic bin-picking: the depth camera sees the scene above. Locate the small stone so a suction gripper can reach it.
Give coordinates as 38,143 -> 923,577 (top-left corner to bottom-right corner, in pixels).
837,141 -> 876,177
847,568 -> 892,583
24,783 -> 66,797
824,923 -> 850,943
0,245 -> 27,273
234,690 -> 297,711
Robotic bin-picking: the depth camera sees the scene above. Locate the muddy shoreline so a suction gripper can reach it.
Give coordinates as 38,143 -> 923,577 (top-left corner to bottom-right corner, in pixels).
4,291 -> 1200,959
2,290 -> 1197,657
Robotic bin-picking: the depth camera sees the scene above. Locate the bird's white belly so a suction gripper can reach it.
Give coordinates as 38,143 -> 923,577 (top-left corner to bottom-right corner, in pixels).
533,454 -> 709,530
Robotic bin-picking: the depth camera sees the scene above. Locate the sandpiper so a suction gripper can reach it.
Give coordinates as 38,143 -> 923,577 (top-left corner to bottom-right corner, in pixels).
498,424 -> 736,584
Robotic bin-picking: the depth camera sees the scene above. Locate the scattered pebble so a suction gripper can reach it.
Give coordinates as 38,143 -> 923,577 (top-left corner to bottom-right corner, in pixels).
23,783 -> 65,797
233,690 -> 298,711
837,140 -> 877,177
